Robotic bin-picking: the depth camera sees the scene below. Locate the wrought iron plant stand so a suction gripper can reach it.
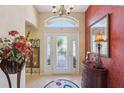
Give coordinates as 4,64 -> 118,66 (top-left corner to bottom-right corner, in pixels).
0,60 -> 25,88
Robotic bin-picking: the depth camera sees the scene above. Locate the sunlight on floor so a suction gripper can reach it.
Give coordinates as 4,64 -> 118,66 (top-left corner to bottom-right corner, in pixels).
26,74 -> 82,88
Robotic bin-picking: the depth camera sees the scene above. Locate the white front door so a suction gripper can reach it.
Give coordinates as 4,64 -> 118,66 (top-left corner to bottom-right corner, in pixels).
44,32 -> 79,74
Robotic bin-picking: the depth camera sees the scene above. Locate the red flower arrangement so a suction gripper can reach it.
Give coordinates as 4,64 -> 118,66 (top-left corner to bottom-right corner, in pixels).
0,30 -> 32,64
9,30 -> 19,36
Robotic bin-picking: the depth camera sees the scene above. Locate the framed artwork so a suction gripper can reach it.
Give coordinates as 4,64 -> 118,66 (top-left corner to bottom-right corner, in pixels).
26,39 -> 40,74
30,39 -> 40,47
90,15 -> 110,57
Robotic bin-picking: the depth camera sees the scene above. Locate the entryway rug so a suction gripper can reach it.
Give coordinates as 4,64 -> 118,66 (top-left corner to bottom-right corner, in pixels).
43,79 -> 79,88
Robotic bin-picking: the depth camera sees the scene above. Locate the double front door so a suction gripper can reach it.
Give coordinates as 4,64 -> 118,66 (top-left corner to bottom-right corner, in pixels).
44,32 -> 79,74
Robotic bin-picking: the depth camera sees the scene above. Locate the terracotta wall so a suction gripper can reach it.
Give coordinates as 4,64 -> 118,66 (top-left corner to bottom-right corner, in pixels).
85,5 -> 124,87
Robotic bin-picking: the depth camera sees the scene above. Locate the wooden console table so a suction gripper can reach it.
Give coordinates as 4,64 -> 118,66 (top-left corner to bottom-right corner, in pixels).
81,63 -> 108,88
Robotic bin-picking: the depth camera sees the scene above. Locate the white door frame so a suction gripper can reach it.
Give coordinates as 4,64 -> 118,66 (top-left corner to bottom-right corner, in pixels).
44,32 -> 79,74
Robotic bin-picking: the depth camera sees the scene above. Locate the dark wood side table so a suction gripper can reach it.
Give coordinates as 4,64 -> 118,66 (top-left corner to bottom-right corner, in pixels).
81,62 -> 108,88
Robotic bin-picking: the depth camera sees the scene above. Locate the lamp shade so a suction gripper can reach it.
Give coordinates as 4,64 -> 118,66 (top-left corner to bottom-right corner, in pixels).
95,33 -> 104,42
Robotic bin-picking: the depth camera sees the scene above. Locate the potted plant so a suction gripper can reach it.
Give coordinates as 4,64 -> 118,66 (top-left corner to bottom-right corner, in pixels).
0,30 -> 32,74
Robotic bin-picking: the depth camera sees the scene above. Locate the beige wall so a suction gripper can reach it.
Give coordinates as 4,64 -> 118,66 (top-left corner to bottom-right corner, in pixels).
0,5 -> 39,88
25,6 -> 40,28
26,12 -> 85,74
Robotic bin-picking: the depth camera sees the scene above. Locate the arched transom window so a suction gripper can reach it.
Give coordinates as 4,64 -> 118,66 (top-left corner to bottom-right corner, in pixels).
45,16 -> 79,28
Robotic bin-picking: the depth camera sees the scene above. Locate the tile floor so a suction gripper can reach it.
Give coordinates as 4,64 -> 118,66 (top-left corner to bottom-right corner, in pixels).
26,74 -> 82,88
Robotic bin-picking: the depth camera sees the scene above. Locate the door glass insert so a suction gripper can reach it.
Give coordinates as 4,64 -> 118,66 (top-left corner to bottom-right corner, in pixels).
56,36 -> 68,70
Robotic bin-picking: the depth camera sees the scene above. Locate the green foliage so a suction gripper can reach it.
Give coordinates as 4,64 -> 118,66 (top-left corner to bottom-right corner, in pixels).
57,38 -> 63,47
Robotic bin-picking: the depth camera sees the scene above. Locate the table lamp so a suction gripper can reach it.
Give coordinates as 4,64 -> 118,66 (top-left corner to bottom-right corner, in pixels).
95,33 -> 105,68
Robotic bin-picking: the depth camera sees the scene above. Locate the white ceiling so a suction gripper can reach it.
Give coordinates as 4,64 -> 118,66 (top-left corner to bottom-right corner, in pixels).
35,5 -> 89,13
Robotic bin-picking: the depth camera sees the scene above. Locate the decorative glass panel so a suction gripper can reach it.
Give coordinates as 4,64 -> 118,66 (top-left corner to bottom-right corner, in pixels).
47,36 -> 51,65
73,40 -> 76,68
56,36 -> 68,70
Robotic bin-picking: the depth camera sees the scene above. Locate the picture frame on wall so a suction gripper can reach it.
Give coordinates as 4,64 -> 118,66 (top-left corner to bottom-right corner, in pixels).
89,14 -> 110,57
30,39 -> 40,47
